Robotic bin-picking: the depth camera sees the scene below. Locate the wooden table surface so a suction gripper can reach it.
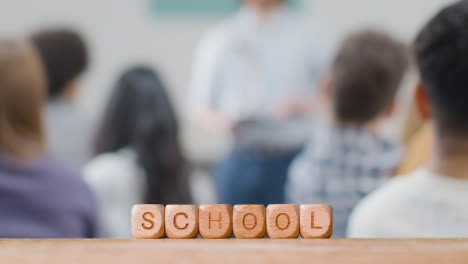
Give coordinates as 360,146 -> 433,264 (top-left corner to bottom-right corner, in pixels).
1,239 -> 468,264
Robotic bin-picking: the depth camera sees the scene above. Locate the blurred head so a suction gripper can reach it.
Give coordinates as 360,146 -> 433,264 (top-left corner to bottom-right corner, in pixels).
330,30 -> 408,125
242,0 -> 285,11
0,39 -> 46,159
414,1 -> 468,138
94,66 -> 192,204
31,29 -> 88,100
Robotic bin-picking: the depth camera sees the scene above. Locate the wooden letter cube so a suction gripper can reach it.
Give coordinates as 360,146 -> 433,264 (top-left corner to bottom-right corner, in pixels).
131,204 -> 165,239
300,204 -> 333,238
199,204 -> 233,239
233,205 -> 266,239
165,205 -> 198,239
266,204 -> 299,239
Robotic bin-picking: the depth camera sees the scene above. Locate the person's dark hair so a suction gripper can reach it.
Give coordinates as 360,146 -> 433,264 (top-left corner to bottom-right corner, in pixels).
414,0 -> 468,135
31,29 -> 88,99
94,66 -> 192,204
331,30 -> 408,124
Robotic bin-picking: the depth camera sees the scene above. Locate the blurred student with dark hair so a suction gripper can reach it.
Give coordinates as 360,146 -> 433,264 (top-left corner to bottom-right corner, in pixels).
349,0 -> 468,238
31,29 -> 91,168
0,39 -> 100,238
191,0 -> 329,205
286,31 -> 409,238
84,66 -> 192,238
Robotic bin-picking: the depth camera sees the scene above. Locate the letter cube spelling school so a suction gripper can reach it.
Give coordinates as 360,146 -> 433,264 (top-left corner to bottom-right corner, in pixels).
131,204 -> 333,239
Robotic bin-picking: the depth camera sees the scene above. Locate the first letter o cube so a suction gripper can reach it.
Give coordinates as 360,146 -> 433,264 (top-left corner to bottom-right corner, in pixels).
131,204 -> 165,239
233,205 -> 266,239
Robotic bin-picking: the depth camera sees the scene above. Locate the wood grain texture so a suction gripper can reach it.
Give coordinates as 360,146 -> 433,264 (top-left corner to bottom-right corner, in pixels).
199,204 -> 233,239
1,239 -> 468,264
131,204 -> 165,239
165,205 -> 198,239
300,204 -> 333,239
233,205 -> 266,239
266,204 -> 300,239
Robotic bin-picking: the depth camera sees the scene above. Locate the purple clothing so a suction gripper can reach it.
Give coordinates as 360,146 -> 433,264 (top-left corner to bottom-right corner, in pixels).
0,153 -> 101,238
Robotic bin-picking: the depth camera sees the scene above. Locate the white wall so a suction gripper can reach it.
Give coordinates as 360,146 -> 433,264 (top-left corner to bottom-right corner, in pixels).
0,0 -> 456,162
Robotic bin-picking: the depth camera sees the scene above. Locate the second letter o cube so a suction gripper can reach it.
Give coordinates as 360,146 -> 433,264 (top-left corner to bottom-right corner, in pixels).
165,205 -> 198,239
266,204 -> 299,239
199,204 -> 233,239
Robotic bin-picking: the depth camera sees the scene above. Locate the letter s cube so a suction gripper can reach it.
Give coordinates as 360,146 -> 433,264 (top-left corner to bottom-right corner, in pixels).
131,204 -> 165,239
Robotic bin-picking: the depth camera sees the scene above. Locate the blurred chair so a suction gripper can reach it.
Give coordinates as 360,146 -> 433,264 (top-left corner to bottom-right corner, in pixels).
397,103 -> 432,175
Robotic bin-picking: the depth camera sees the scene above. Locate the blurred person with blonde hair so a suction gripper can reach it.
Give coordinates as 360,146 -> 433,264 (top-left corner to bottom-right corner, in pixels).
0,39 -> 100,238
191,0 -> 330,205
349,0 -> 468,238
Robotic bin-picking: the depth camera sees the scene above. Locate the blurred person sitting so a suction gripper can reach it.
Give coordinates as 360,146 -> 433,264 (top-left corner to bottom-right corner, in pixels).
31,29 -> 91,169
286,31 -> 409,238
0,39 -> 100,238
348,0 -> 468,238
84,66 -> 192,238
190,0 -> 330,205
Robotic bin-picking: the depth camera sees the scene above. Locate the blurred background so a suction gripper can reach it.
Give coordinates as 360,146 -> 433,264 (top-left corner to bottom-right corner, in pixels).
0,0 -> 461,239
0,0 -> 452,161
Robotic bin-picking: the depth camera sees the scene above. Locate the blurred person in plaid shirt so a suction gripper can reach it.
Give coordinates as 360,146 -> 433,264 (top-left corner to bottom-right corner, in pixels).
285,30 -> 409,238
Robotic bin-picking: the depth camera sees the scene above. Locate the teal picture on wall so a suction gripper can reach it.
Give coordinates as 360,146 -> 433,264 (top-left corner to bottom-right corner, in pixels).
151,0 -> 301,16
